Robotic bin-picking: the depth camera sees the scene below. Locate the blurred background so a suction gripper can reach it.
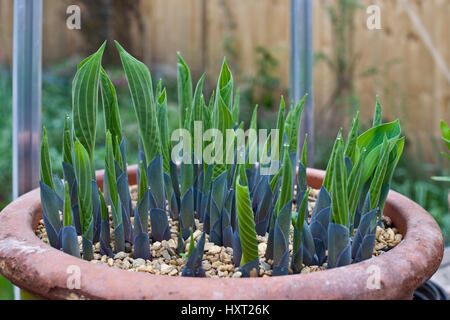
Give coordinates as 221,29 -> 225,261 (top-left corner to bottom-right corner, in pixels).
0,0 -> 449,296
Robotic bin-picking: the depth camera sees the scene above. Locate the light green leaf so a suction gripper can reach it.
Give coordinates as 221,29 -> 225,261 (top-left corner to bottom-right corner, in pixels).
63,182 -> 72,227
347,147 -> 366,225
357,120 -> 401,183
188,73 -> 205,137
300,133 -> 308,168
105,131 -> 119,223
331,137 -> 348,226
285,95 -> 307,155
276,96 -> 286,157
157,88 -> 171,172
72,42 -> 106,170
62,115 -> 72,165
236,166 -> 259,265
138,160 -> 148,203
323,128 -> 343,191
100,67 -> 122,142
177,53 -> 193,128
368,136 -> 392,210
275,146 -> 293,217
115,41 -> 161,161
344,111 -> 359,164
232,88 -> 240,125
440,120 -> 450,149
373,95 -> 382,127
74,140 -> 93,236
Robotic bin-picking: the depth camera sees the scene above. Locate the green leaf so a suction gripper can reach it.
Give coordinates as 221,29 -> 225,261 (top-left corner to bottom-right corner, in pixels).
432,176 -> 450,182
344,111 -> 359,164
275,146 -> 293,217
276,96 -> 286,157
72,42 -> 106,170
440,120 -> 450,149
157,88 -> 171,172
212,96 -> 233,178
347,147 -> 366,225
62,115 -> 72,165
138,160 -> 147,203
232,88 -> 240,125
63,182 -> 72,227
250,105 -> 258,132
368,136 -> 392,210
188,73 -> 205,137
115,41 -> 161,162
236,167 -> 259,266
40,127 -> 54,190
296,187 -> 310,231
246,105 -> 259,169
285,95 -> 306,154
105,131 -> 119,217
384,137 -> 405,184
214,58 -> 233,112
74,140 -> 93,236
357,120 -> 401,153
269,167 -> 282,193
100,67 -> 122,141
300,133 -> 308,168
186,229 -> 195,258
323,129 -> 343,191
177,53 -> 193,128
181,161 -> 194,197
202,95 -> 212,133
357,120 -> 401,184
331,137 -> 349,226
99,188 -> 108,221
372,95 -> 382,127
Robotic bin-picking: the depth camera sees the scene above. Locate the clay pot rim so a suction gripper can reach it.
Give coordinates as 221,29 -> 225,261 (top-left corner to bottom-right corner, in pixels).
0,166 -> 444,300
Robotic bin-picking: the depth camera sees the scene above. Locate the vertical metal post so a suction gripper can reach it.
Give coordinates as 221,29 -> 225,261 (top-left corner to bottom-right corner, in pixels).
290,0 -> 314,166
12,0 -> 42,299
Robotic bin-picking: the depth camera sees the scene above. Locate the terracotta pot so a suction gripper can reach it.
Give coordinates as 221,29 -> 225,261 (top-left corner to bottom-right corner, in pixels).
0,166 -> 444,300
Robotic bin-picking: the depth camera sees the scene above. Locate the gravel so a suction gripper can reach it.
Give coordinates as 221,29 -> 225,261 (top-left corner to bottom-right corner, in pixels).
35,185 -> 403,278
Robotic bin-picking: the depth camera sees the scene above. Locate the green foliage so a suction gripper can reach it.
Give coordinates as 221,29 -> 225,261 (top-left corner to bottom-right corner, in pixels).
323,129 -> 343,191
62,115 -> 72,165
372,96 -> 382,127
276,97 -> 286,157
236,165 -> 259,265
344,112 -> 359,164
347,148 -> 366,223
177,53 -> 193,129
35,43 -> 416,276
72,42 -> 106,170
73,140 -> 93,236
100,67 -> 122,142
275,146 -> 293,217
301,134 -> 308,168
105,131 -> 119,214
432,120 -> 450,182
357,120 -> 402,184
284,95 -> 307,155
330,136 -> 349,226
40,127 -> 54,190
116,41 -> 161,162
63,182 -> 72,227
156,88 -> 171,172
